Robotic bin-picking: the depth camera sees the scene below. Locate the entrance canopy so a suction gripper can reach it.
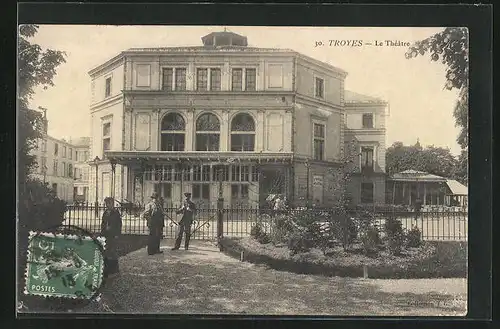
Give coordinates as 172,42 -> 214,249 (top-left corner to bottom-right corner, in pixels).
105,151 -> 294,165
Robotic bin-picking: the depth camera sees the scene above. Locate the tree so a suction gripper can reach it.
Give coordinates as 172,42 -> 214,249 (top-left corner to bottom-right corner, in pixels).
18,25 -> 66,230
386,141 -> 459,179
18,25 -> 66,185
405,28 -> 468,183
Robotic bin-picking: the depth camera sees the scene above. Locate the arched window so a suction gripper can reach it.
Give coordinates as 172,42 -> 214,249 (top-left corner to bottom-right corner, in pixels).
161,113 -> 185,151
196,113 -> 220,151
230,113 -> 255,151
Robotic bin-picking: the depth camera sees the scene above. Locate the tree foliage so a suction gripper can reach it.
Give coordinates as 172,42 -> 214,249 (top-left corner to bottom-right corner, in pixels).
18,24 -> 67,237
386,141 -> 459,179
405,27 -> 469,152
18,25 -> 66,185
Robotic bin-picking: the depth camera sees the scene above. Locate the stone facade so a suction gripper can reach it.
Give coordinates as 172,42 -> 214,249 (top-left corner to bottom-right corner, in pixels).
87,31 -> 386,207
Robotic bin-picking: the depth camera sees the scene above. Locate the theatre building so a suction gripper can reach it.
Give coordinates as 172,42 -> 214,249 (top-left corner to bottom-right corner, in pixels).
87,30 -> 386,208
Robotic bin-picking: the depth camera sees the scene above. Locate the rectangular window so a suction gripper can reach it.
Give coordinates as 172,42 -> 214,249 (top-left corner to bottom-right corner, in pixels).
202,165 -> 211,181
231,184 -> 249,200
232,68 -> 243,91
174,165 -> 190,181
105,77 -> 112,97
315,77 -> 324,98
163,183 -> 172,199
161,134 -> 185,151
102,121 -> 111,158
241,185 -> 249,199
69,148 -> 73,160
230,135 -> 255,152
103,122 -> 111,137
362,113 -> 374,128
54,143 -> 58,156
62,146 -> 67,158
41,139 -> 47,152
245,68 -> 256,91
241,166 -> 250,181
193,184 -> 210,200
196,68 -> 208,91
210,68 -> 221,91
361,146 -> 374,172
212,165 -> 229,181
193,165 -> 202,181
251,166 -> 259,182
154,166 -> 162,181
361,182 -> 374,203
162,68 -> 173,91
62,162 -> 66,178
231,184 -> 239,199
232,165 -> 241,182
75,151 -> 79,161
175,68 -> 187,91
68,164 -> 73,178
102,138 -> 111,155
313,123 -> 325,161
163,165 -> 172,181
195,134 -> 220,151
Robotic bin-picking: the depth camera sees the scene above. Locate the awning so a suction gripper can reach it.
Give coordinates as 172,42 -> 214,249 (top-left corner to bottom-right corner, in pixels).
105,151 -> 294,165
446,179 -> 468,195
389,170 -> 447,182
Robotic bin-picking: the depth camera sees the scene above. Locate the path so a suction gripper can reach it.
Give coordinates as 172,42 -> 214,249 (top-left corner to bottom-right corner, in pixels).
96,239 -> 467,316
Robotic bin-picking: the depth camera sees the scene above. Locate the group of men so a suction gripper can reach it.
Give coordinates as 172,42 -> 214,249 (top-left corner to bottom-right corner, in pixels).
142,191 -> 197,255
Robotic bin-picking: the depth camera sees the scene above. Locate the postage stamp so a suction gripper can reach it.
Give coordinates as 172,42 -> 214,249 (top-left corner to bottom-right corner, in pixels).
24,231 -> 106,299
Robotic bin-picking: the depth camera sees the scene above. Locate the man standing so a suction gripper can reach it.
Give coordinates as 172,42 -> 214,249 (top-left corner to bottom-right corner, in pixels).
172,192 -> 196,251
143,192 -> 164,255
100,197 -> 122,276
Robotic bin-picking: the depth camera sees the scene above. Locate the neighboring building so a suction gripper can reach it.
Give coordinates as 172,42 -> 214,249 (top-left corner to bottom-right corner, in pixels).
72,137 -> 91,202
386,170 -> 467,208
87,30 -> 387,208
31,128 -> 77,203
344,91 -> 388,205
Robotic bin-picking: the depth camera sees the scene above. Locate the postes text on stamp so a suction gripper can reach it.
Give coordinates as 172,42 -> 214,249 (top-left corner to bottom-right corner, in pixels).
24,231 -> 105,299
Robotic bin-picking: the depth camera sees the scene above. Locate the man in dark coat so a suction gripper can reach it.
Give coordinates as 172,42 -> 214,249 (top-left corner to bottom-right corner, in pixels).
101,197 -> 122,276
143,192 -> 164,255
172,192 -> 196,251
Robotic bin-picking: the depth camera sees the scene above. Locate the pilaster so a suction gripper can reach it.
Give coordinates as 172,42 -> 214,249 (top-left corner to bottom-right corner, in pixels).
185,106 -> 195,151
220,109 -> 230,151
256,109 -> 265,151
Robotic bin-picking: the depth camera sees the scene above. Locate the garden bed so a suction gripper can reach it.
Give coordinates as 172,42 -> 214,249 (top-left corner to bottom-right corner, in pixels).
221,237 -> 467,279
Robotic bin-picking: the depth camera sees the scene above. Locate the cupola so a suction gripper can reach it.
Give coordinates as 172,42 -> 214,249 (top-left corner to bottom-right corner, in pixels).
201,29 -> 248,47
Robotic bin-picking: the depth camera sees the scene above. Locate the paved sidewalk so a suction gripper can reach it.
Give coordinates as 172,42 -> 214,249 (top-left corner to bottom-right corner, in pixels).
97,239 -> 467,316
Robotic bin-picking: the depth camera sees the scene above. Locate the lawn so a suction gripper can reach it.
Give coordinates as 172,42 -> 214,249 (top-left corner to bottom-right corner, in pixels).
92,239 -> 467,316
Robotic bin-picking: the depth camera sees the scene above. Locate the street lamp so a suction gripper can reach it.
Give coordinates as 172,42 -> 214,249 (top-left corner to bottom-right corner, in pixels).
94,156 -> 100,217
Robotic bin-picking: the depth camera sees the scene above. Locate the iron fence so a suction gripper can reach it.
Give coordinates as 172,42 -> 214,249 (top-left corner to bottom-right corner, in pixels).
63,203 -> 468,241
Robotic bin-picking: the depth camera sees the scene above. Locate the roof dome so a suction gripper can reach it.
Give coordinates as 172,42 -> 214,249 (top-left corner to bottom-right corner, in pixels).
201,30 -> 248,47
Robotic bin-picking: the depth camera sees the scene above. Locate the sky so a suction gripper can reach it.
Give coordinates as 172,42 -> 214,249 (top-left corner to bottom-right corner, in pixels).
29,25 -> 462,155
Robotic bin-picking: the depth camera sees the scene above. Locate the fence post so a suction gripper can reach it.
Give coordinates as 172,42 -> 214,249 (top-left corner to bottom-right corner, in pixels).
217,197 -> 224,251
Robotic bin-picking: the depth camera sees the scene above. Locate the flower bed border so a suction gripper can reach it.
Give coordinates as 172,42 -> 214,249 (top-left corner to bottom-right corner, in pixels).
221,237 -> 467,279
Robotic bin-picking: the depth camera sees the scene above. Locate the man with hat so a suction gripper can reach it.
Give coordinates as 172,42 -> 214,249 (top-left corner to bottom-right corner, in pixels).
172,192 -> 197,250
142,192 -> 164,255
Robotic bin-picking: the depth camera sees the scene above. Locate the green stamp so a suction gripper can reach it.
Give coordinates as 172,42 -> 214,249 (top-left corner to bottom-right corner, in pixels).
24,231 -> 105,299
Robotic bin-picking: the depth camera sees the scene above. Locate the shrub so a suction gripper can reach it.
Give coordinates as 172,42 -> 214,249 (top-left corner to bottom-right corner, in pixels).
287,231 -> 314,255
384,216 -> 404,255
360,225 -> 381,255
330,214 -> 358,251
268,214 -> 296,245
250,223 -> 270,244
406,226 -> 422,248
18,179 -> 67,280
